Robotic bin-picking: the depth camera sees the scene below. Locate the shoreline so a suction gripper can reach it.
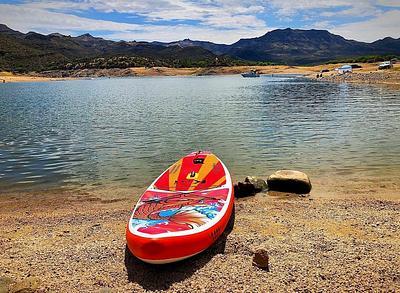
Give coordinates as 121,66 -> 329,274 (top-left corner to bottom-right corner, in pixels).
1,63 -> 399,85
312,63 -> 400,86
0,71 -> 71,83
1,182 -> 399,291
2,170 -> 400,200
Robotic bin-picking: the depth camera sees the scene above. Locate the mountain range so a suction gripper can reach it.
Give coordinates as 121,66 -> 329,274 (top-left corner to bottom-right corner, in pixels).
155,29 -> 400,65
0,24 -> 399,72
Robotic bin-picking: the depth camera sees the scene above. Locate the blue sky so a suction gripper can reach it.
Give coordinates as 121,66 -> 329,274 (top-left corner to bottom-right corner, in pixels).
0,0 -> 399,43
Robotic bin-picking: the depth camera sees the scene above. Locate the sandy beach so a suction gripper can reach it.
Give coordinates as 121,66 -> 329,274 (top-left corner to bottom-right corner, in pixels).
1,63 -> 399,85
0,72 -> 69,83
1,177 -> 399,292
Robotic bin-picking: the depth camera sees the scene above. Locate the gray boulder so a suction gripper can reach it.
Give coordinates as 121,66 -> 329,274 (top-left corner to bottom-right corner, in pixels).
234,182 -> 256,198
244,176 -> 268,192
267,170 -> 312,194
234,176 -> 268,198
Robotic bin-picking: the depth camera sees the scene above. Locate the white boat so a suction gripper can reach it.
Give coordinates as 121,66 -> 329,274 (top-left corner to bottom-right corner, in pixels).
242,70 -> 260,77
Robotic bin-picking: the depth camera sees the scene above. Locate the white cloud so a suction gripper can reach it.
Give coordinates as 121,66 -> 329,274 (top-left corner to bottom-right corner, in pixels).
377,0 -> 400,7
22,0 -> 174,14
311,21 -> 332,29
24,0 -> 266,24
269,0 -> 394,19
331,10 -> 400,42
0,4 -> 141,34
268,0 -> 350,17
202,14 -> 266,29
0,3 -> 269,43
320,1 -> 380,17
108,25 -> 271,44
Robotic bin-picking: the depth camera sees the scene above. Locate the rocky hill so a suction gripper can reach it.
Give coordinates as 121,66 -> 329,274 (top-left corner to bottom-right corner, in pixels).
162,28 -> 400,65
1,24 -> 399,71
0,24 -> 235,72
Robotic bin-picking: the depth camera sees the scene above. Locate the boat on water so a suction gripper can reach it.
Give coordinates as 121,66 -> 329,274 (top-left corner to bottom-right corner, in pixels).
241,70 -> 260,77
126,151 -> 234,264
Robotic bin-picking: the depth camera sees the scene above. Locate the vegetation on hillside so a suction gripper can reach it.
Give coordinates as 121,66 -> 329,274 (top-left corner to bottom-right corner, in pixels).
61,55 -> 254,71
326,55 -> 399,64
1,24 -> 399,72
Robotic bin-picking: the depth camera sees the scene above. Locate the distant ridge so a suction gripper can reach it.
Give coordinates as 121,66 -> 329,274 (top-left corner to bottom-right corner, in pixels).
0,24 -> 399,71
158,28 -> 400,64
0,24 -> 234,71
152,39 -> 230,56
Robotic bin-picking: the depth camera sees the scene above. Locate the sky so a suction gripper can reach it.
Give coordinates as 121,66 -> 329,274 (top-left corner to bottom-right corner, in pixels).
0,0 -> 399,44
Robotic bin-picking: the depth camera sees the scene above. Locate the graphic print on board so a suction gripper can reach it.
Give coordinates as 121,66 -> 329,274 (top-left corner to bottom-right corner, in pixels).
131,188 -> 229,234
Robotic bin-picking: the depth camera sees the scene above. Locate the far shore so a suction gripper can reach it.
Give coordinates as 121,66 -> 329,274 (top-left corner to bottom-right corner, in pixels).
0,71 -> 71,83
1,63 -> 399,85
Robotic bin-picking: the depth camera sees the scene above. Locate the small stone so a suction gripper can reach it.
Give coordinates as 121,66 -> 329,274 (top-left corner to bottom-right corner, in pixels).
252,247 -> 269,271
267,170 -> 312,194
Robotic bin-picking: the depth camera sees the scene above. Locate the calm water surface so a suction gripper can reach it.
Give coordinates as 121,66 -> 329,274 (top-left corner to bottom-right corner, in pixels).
1,76 -> 399,191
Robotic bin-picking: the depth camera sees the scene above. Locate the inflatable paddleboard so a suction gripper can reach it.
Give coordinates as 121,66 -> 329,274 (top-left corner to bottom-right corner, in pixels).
126,151 -> 234,264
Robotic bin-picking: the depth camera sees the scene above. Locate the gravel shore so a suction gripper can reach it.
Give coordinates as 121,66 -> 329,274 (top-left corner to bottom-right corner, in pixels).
2,63 -> 399,85
318,70 -> 400,86
1,181 -> 399,292
1,65 -> 316,82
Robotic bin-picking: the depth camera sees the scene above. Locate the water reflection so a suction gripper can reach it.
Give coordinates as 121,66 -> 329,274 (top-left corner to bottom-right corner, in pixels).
0,76 -> 399,191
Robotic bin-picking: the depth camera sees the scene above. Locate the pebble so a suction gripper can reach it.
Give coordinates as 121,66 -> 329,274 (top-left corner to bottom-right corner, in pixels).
252,247 -> 270,271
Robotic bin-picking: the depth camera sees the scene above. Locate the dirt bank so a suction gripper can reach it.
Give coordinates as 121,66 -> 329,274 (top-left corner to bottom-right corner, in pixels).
0,71 -> 69,83
1,182 -> 399,292
2,63 -> 398,83
0,66 -> 315,81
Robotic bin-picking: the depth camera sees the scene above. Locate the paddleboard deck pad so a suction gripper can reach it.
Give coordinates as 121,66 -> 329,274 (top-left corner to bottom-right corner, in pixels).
126,151 -> 234,264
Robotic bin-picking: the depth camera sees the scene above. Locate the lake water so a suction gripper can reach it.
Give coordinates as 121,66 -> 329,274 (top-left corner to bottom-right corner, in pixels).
1,75 -> 400,192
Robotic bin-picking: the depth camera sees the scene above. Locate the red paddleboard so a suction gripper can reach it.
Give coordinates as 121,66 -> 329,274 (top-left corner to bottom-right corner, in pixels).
126,151 -> 234,264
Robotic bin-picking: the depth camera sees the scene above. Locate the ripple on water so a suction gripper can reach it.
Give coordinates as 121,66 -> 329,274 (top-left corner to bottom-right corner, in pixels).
0,76 -> 399,191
